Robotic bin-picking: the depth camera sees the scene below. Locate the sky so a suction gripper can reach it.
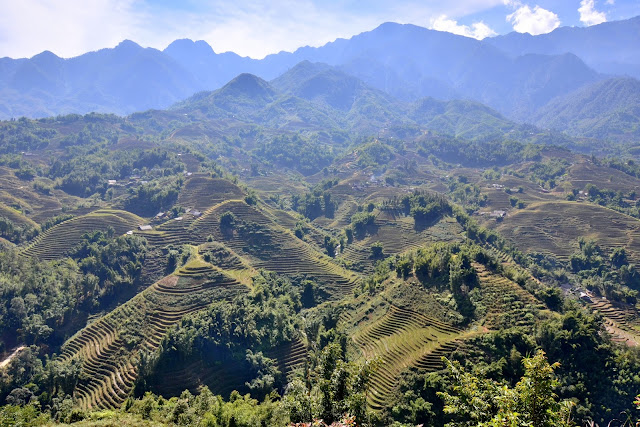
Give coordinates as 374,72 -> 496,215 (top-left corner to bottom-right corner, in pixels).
0,0 -> 639,59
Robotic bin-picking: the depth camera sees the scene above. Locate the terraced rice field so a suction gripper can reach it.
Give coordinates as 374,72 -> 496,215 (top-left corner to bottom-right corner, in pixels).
177,175 -> 245,211
151,337 -> 308,398
473,263 -> 545,329
58,271 -> 246,410
0,166 -> 82,222
586,296 -> 640,346
496,201 -> 640,263
340,213 -> 463,272
129,196 -> 358,297
351,304 -> 464,410
0,202 -> 38,228
175,258 -> 217,278
568,160 -> 640,193
21,209 -> 144,260
189,200 -> 360,297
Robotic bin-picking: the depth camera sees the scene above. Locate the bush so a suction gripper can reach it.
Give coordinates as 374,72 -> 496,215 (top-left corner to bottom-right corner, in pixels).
371,242 -> 384,258
350,212 -> 375,237
220,212 -> 237,230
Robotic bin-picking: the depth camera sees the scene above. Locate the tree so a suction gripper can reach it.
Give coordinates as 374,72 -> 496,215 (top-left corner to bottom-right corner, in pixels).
370,242 -> 384,259
438,349 -> 574,427
220,211 -> 237,230
282,343 -> 375,425
611,247 -> 628,268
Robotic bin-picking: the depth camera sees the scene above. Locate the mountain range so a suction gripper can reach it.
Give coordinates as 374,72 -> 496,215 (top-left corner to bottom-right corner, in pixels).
1,16 -> 640,143
170,60 -> 528,142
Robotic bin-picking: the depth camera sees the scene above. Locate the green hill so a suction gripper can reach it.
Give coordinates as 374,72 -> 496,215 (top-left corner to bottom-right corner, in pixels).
534,77 -> 640,140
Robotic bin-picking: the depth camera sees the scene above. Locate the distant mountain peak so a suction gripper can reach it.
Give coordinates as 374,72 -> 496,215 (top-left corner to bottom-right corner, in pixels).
220,73 -> 275,98
165,39 -> 215,55
114,40 -> 143,53
30,50 -> 62,61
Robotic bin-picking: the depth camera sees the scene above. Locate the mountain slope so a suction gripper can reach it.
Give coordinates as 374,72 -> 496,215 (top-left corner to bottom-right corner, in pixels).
533,77 -> 640,139
0,20 -> 611,121
265,23 -> 601,119
0,41 -> 200,118
175,63 -> 521,139
487,16 -> 640,78
163,39 -> 254,90
409,97 -> 516,139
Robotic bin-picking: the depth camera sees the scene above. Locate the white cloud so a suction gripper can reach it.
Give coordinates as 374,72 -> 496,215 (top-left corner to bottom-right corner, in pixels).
0,0 -> 139,58
506,4 -> 561,35
430,15 -> 497,39
578,0 -> 607,26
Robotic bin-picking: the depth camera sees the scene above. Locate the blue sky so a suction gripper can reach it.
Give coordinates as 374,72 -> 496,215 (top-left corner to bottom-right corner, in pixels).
0,0 -> 639,59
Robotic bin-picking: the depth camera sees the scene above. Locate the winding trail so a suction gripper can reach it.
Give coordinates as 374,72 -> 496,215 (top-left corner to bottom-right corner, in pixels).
0,345 -> 25,369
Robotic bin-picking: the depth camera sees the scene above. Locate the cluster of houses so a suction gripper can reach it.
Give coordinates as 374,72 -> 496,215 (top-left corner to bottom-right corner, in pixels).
107,170 -> 194,188
132,208 -> 203,233
479,210 -> 507,220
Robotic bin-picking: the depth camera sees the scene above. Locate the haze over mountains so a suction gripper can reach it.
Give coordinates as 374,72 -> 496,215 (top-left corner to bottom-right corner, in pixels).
1,16 -> 640,142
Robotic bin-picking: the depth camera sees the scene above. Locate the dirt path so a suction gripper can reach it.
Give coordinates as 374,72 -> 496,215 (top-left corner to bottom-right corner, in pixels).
0,345 -> 25,368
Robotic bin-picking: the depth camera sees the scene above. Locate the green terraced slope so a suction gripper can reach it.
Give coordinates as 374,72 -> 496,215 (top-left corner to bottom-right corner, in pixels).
351,304 -> 466,410
57,270 -> 246,410
21,209 -> 144,260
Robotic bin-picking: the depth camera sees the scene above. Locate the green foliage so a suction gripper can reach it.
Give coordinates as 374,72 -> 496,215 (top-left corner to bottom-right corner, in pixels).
125,387 -> 286,426
256,134 -> 335,175
0,403 -> 48,426
370,242 -> 384,259
527,159 -> 569,189
417,135 -> 541,167
124,176 -> 183,216
244,191 -> 258,206
569,237 -> 639,303
0,231 -> 146,364
68,230 -> 147,303
349,212 -> 375,238
220,211 -> 237,230
438,350 -> 574,427
325,236 -> 339,257
291,180 -> 338,220
138,272 -> 303,398
49,146 -> 186,198
0,217 -> 37,244
356,139 -> 394,168
282,342 -> 374,425
0,119 -> 54,154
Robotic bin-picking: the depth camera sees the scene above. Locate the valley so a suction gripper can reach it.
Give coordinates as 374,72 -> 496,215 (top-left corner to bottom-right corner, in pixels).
0,13 -> 640,427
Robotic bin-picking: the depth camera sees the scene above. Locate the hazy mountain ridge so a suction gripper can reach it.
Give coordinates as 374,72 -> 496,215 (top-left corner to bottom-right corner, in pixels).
1,16 -> 640,143
0,40 -> 201,118
172,61 -> 520,140
533,77 -> 640,140
487,16 -> 640,78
